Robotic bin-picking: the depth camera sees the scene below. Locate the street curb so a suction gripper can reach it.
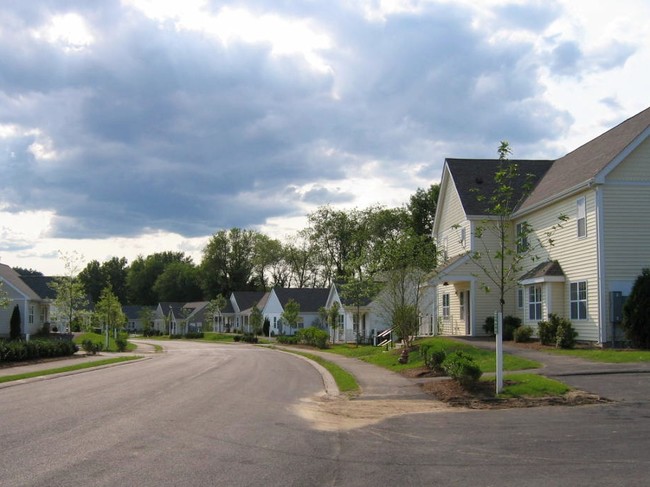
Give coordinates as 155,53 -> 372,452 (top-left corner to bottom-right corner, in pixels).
272,348 -> 340,397
0,356 -> 150,390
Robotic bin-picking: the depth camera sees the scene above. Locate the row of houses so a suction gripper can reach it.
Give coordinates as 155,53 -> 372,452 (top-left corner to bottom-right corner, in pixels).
2,106 -> 650,345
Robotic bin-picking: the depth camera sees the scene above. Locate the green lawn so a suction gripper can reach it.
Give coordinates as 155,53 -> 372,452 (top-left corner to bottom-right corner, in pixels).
0,356 -> 142,384
325,337 -> 540,373
483,373 -> 572,398
546,347 -> 650,363
285,350 -> 359,394
74,332 -> 136,352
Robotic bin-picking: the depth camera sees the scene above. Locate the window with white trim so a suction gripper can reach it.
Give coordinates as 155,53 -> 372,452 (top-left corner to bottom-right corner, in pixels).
570,281 -> 587,320
528,285 -> 542,321
460,227 -> 466,246
517,287 -> 524,309
516,222 -> 529,253
459,292 -> 465,320
29,305 -> 34,324
577,197 -> 586,238
442,293 -> 450,319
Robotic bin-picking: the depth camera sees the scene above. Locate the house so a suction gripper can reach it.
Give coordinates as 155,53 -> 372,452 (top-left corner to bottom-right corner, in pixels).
229,291 -> 269,333
122,305 -> 156,333
0,264 -> 51,337
428,106 -> 650,344
263,286 -> 337,336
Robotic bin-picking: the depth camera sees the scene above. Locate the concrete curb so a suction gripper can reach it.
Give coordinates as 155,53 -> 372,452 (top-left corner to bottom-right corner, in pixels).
272,348 -> 341,397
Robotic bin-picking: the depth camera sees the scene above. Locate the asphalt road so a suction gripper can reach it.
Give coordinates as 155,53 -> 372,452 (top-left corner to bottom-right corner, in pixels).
1,341 -> 649,486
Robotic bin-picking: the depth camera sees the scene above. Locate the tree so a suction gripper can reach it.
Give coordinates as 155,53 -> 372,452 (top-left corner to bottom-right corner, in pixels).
12,267 -> 43,276
78,260 -> 105,304
250,304 -> 264,336
204,295 -> 228,332
340,276 -> 379,344
0,282 -> 9,309
327,301 -> 341,342
468,142 -> 567,318
408,184 -> 440,239
101,257 -> 129,304
376,230 -> 436,349
138,306 -> 155,335
622,268 -> 650,349
285,235 -> 319,288
253,234 -> 286,289
281,298 -> 300,334
94,286 -> 125,347
48,251 -> 88,332
126,252 -> 192,305
153,261 -> 203,302
200,228 -> 259,297
10,305 -> 21,339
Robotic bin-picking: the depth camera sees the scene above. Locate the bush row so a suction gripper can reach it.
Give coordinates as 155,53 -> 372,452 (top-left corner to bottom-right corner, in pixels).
420,346 -> 482,388
0,339 -> 78,363
275,327 -> 330,349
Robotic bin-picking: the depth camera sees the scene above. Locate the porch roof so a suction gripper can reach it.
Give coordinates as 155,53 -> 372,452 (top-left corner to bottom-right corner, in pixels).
519,260 -> 565,285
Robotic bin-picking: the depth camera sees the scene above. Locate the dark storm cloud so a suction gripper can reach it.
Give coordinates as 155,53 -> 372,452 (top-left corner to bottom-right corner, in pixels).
0,0 -> 605,241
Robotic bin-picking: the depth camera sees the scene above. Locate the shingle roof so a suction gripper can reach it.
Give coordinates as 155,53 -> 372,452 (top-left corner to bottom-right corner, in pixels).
0,264 -> 41,300
19,275 -> 58,299
520,106 -> 650,211
231,291 -> 267,312
446,158 -> 553,216
122,305 -> 155,319
519,260 -> 565,281
273,288 -> 330,312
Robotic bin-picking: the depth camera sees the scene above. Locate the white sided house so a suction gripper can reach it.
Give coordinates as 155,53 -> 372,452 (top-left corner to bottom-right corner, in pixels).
0,264 -> 51,337
429,106 -> 650,345
263,286 -> 338,337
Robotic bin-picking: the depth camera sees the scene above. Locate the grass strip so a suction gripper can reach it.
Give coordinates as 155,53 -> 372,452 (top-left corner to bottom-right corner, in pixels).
287,350 -> 360,394
545,348 -> 650,363
0,356 -> 142,384
480,373 -> 572,398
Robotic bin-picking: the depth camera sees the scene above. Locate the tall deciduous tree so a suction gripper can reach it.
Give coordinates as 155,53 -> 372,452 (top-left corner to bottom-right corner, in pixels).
408,184 -> 440,239
127,252 -> 192,305
48,251 -> 88,332
201,228 -> 259,297
153,261 -> 203,302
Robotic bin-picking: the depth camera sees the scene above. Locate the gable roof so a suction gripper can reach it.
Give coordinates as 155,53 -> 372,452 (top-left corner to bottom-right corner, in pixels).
272,288 -> 330,313
519,106 -> 650,212
19,275 -> 58,300
0,264 -> 41,300
231,291 -> 267,312
122,305 -> 156,320
445,158 -> 553,216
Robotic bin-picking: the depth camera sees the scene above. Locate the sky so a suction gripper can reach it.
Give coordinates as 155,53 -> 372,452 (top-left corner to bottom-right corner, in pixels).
1,0 -> 648,275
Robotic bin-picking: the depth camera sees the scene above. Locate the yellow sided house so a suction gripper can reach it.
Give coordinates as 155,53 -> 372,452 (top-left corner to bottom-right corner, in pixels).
428,106 -> 650,345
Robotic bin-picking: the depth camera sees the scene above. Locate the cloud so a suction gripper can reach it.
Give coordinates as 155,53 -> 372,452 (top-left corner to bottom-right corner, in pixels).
0,0 -> 626,250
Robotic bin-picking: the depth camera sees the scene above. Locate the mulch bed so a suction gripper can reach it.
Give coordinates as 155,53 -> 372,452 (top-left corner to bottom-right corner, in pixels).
402,366 -> 608,409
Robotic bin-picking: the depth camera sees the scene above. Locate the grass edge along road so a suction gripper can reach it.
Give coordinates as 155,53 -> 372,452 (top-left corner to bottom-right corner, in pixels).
281,349 -> 360,395
0,356 -> 142,384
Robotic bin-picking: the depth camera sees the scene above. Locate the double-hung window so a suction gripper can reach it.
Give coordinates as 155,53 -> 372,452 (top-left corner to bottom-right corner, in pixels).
570,281 -> 587,320
516,222 -> 529,253
577,197 -> 586,238
528,285 -> 542,321
442,294 -> 450,319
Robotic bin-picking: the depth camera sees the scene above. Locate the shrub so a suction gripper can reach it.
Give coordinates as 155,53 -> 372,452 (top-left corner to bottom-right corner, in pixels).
622,268 -> 650,349
233,335 -> 241,342
483,316 -> 495,335
442,351 -> 482,388
537,314 -> 559,345
420,344 -> 446,372
503,315 -> 522,341
241,333 -> 258,344
296,327 -> 329,349
555,320 -> 578,349
115,336 -> 128,352
513,325 -> 534,343
184,332 -> 204,339
81,339 -> 102,355
0,339 -> 78,362
276,335 -> 299,345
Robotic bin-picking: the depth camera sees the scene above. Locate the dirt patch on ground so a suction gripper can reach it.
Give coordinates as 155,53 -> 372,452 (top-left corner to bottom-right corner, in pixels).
294,395 -> 454,432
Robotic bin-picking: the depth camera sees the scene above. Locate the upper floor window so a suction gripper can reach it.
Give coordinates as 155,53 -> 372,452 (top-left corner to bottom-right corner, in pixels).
528,285 -> 542,321
577,197 -> 586,238
570,281 -> 587,320
516,222 -> 529,253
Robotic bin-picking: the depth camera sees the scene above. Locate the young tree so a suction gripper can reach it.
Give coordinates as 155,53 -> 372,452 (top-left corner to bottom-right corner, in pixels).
468,142 -> 567,317
281,299 -> 300,334
138,306 -> 155,335
622,268 -> 650,349
250,305 -> 264,336
340,276 -> 379,344
327,301 -> 341,342
48,251 -> 88,332
94,286 -> 125,347
204,295 -> 228,332
10,305 -> 21,339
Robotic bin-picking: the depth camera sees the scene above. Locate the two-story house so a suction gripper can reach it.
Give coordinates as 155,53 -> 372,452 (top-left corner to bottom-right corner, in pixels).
430,106 -> 650,344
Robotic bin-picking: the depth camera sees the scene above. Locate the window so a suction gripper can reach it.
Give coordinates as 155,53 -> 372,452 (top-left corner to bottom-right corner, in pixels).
577,197 -> 586,238
528,285 -> 542,321
441,236 -> 448,261
516,222 -> 529,253
517,288 -> 524,309
459,292 -> 465,320
338,314 -> 344,329
570,281 -> 587,320
442,293 -> 450,319
460,227 -> 466,246
29,305 -> 34,324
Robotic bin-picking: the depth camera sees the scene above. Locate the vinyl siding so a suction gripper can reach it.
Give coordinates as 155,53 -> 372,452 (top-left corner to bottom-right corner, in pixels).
606,137 -> 650,181
515,190 -> 600,341
436,173 -> 467,259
